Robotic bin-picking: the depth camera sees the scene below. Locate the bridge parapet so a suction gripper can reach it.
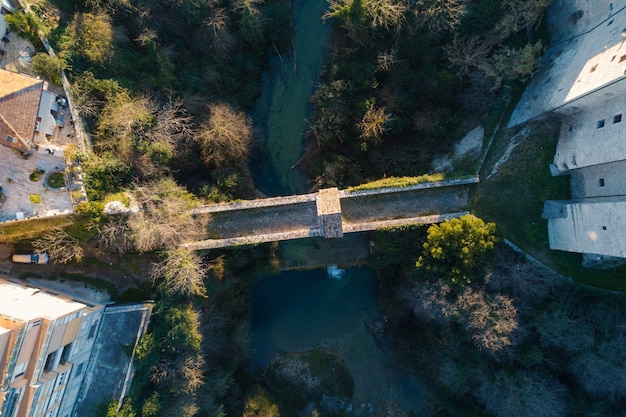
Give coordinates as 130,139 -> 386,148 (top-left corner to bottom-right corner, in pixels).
186,177 -> 478,249
339,176 -> 480,198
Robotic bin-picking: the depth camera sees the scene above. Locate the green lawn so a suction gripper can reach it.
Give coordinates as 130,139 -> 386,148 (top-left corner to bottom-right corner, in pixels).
474,123 -> 626,292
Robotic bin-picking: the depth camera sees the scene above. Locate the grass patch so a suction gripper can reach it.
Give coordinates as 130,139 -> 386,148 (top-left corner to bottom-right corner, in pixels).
474,123 -> 626,292
474,125 -> 566,250
347,173 -> 473,192
0,216 -> 75,242
47,172 -> 65,189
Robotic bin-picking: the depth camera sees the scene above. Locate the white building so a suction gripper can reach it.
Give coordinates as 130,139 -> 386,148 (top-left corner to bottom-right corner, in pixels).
0,277 -> 152,417
0,277 -> 105,417
510,0 -> 626,262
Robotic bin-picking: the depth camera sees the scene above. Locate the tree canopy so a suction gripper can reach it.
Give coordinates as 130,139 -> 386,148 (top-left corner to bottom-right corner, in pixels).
416,214 -> 497,285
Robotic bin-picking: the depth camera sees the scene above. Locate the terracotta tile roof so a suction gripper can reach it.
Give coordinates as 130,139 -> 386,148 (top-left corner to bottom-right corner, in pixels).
0,69 -> 43,151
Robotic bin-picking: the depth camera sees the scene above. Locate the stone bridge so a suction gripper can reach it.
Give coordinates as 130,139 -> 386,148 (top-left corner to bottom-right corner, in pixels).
182,177 -> 479,250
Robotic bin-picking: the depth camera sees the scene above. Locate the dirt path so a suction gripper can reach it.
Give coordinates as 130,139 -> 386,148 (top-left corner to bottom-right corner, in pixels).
0,242 -> 153,300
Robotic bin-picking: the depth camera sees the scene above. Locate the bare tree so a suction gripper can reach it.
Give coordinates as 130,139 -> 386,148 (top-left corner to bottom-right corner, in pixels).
95,94 -> 153,162
150,249 -> 207,298
490,0 -> 551,45
196,103 -> 254,169
127,179 -> 204,252
413,0 -> 467,33
358,101 -> 392,145
376,49 -> 400,72
146,99 -> 195,151
98,216 -> 134,255
475,370 -> 566,417
365,0 -> 407,31
485,248 -> 557,305
443,34 -> 492,77
32,229 -> 83,264
571,336 -> 626,401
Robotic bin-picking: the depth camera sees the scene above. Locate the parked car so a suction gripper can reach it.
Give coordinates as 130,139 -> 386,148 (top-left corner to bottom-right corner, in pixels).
11,253 -> 49,264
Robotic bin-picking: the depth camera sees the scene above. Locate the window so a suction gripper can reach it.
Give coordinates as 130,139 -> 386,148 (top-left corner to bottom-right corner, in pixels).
619,55 -> 626,63
602,226 -> 607,230
88,321 -> 98,339
613,114 -> 622,123
599,178 -> 605,187
44,351 -> 57,372
597,119 -> 606,128
3,388 -> 20,417
75,362 -> 84,376
590,64 -> 598,72
12,362 -> 26,380
57,370 -> 68,386
6,135 -> 13,143
60,343 -> 72,364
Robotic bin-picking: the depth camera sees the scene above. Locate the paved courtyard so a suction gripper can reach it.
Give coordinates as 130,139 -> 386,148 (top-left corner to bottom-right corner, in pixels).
0,145 -> 73,222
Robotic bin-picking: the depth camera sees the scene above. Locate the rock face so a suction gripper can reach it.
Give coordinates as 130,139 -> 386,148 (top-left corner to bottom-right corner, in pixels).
432,125 -> 484,173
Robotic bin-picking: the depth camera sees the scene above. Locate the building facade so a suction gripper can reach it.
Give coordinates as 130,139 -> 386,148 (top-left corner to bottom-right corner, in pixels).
0,277 -> 152,417
0,277 -> 105,417
510,0 -> 626,261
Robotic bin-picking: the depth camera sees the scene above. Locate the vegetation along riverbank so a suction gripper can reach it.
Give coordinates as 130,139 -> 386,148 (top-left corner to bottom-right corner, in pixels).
2,0 -> 626,416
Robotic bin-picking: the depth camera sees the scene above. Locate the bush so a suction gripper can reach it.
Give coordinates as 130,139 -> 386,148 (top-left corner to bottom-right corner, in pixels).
5,11 -> 43,45
29,194 -> 42,204
32,53 -> 64,85
416,214 -> 497,285
29,168 -> 45,182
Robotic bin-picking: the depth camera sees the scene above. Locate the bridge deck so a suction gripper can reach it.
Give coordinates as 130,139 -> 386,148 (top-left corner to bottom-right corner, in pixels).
183,177 -> 478,250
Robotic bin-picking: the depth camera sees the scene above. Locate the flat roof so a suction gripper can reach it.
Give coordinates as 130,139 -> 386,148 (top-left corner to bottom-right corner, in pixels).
0,278 -> 85,322
510,1 -> 626,127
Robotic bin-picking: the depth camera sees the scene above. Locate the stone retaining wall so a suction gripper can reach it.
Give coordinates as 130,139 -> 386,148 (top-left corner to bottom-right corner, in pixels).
192,193 -> 317,214
343,212 -> 469,233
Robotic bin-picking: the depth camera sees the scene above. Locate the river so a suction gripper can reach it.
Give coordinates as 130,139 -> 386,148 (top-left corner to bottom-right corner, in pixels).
248,0 -> 425,414
251,0 -> 330,196
250,267 -> 425,415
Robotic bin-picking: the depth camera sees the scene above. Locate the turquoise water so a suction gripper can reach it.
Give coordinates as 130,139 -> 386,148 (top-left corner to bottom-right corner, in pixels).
250,267 -> 380,367
251,0 -> 331,196
250,267 -> 425,414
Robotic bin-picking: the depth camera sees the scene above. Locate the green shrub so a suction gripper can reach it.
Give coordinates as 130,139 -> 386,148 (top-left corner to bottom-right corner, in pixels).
29,194 -> 42,204
32,53 -> 64,85
5,11 -> 43,45
29,168 -> 45,182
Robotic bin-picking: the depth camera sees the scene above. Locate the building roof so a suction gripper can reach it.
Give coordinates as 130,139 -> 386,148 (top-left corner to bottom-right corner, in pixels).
0,278 -> 85,322
509,2 -> 626,127
543,196 -> 626,258
0,69 -> 44,151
